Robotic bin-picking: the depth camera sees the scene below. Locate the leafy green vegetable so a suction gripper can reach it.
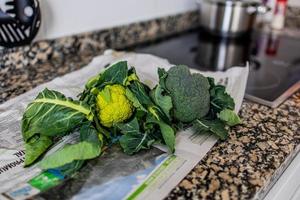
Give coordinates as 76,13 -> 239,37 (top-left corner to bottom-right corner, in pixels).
81,61 -> 129,104
208,77 -> 235,117
147,107 -> 175,153
39,125 -> 102,169
119,118 -> 155,155
39,141 -> 101,169
146,115 -> 175,153
157,68 -> 168,89
193,119 -> 228,140
119,132 -> 155,155
85,75 -> 100,90
150,85 -> 173,120
125,68 -> 140,85
98,61 -> 128,86
163,65 -> 210,123
21,60 -> 241,175
128,81 -> 152,106
125,88 -> 147,112
121,77 -> 175,154
57,160 -> 85,176
85,61 -> 128,90
24,135 -> 52,166
218,109 -> 241,126
80,123 -> 103,145
190,77 -> 238,140
117,117 -> 140,135
22,88 -> 93,141
22,89 -> 94,166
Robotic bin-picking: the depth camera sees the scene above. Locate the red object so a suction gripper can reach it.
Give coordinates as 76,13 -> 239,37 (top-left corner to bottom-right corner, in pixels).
274,0 -> 287,13
265,33 -> 280,56
271,0 -> 287,29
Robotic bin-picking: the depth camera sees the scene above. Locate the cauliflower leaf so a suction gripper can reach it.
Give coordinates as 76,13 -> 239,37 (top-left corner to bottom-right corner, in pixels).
118,118 -> 156,155
39,124 -> 102,170
150,84 -> 173,120
193,119 -> 228,140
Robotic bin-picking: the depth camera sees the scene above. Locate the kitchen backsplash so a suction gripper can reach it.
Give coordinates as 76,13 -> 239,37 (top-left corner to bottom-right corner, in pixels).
286,6 -> 300,29
0,11 -> 199,70
0,7 -> 299,71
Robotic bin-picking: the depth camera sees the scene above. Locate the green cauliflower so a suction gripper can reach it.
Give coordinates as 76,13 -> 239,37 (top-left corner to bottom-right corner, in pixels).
96,84 -> 134,128
164,65 -> 210,123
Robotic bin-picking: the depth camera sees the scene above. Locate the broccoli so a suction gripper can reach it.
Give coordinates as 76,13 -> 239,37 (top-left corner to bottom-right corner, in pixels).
164,65 -> 210,123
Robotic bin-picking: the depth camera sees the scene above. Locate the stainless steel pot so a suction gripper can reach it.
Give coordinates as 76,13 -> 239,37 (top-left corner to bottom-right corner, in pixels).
195,34 -> 252,70
197,0 -> 269,37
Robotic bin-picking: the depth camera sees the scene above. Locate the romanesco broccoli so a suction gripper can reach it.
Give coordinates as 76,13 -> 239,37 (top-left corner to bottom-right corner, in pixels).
96,85 -> 133,127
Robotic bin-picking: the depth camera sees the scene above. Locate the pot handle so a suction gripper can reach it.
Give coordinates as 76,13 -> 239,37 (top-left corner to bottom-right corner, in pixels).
247,5 -> 271,15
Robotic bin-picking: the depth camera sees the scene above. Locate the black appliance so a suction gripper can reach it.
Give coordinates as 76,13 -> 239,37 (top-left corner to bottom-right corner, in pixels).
0,0 -> 41,48
135,30 -> 300,107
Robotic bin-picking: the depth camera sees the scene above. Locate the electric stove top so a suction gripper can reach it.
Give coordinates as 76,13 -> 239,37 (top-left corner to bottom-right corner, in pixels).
135,30 -> 300,107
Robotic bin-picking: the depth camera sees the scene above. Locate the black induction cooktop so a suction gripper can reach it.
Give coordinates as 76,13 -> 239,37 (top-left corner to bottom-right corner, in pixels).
135,30 -> 300,107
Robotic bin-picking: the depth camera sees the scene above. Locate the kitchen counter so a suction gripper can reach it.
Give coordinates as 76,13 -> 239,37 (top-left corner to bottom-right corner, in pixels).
1,39 -> 299,200
0,11 -> 300,199
167,95 -> 300,199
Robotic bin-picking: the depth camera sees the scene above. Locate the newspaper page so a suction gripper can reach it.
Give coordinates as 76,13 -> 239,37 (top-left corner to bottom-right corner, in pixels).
0,50 -> 248,200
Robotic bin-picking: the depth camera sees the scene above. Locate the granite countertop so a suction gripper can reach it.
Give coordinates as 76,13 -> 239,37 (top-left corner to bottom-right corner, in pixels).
0,10 -> 300,200
1,47 -> 299,200
168,95 -> 300,199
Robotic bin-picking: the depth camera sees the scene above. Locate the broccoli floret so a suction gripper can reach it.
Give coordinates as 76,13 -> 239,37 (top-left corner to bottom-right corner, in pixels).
164,65 -> 210,123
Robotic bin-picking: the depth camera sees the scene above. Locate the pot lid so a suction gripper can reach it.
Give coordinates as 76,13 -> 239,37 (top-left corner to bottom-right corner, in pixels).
202,0 -> 261,6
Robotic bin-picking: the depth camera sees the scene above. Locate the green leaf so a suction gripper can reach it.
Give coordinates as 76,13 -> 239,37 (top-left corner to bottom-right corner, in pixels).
128,81 -> 152,106
57,160 -> 85,176
24,135 -> 52,167
146,114 -> 175,153
193,119 -> 228,140
98,86 -> 111,103
22,88 -> 93,141
97,61 -> 128,86
157,68 -> 168,90
207,77 -> 215,88
125,88 -> 147,112
85,75 -> 100,89
218,109 -> 241,126
118,118 -> 155,155
125,68 -> 140,85
119,132 -> 155,155
39,141 -> 101,169
208,78 -> 235,118
116,118 -> 140,134
80,61 -> 129,101
150,85 -> 173,119
39,125 -> 101,170
80,123 -> 103,146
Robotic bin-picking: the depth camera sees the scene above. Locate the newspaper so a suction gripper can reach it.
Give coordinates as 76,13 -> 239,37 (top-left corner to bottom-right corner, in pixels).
0,50 -> 248,200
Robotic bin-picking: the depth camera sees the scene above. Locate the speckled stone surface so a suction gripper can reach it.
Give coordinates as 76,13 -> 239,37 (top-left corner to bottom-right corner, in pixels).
286,7 -> 300,29
0,11 -> 199,103
166,93 -> 300,199
0,9 -> 300,200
